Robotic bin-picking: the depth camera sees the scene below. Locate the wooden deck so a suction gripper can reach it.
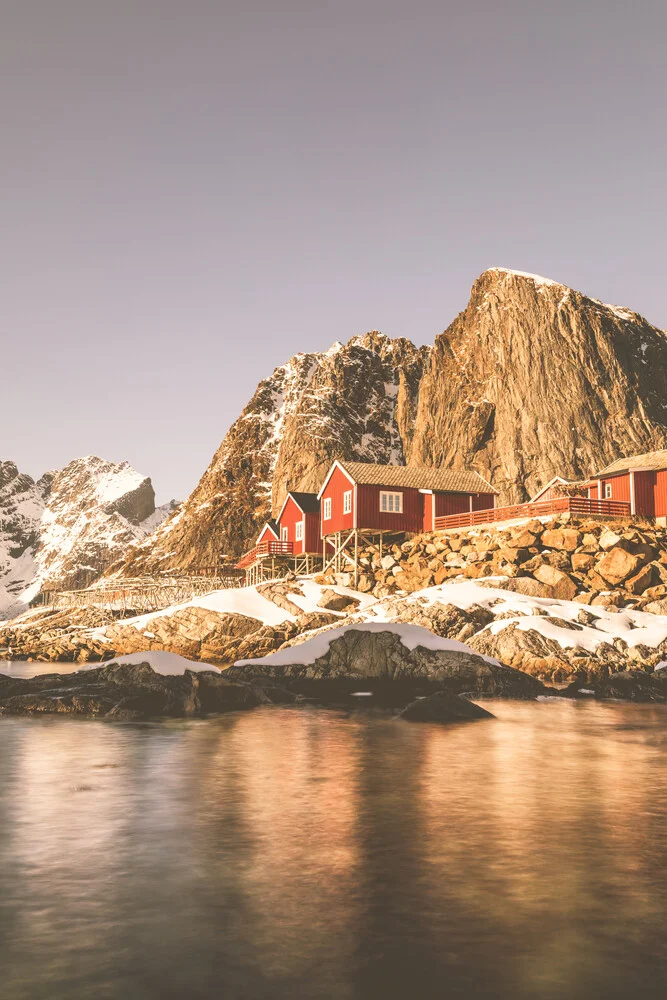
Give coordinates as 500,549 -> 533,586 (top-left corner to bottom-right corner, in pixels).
434,496 -> 632,531
236,540 -> 294,569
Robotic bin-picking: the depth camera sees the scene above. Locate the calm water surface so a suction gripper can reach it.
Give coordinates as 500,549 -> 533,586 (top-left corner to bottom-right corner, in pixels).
1,699 -> 667,999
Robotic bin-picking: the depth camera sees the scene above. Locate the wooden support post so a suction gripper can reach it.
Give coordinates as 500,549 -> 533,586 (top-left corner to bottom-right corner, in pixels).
354,530 -> 359,588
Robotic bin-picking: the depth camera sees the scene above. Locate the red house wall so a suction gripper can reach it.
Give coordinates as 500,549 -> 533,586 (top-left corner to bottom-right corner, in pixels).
654,470 -> 667,517
423,493 -> 434,532
634,471 -> 656,517
600,473 -> 631,503
320,465 -> 355,535
257,524 -> 278,545
588,483 -> 599,500
472,493 -> 496,511
278,496 -> 311,554
356,484 -> 423,532
434,493 -> 470,517
304,512 -> 320,553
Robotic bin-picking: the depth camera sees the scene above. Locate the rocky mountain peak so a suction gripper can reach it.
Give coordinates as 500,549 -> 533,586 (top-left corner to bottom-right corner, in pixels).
0,455 -> 174,620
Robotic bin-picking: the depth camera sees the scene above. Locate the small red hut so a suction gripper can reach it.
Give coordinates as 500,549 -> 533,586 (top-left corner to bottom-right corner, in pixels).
317,461 -> 497,537
275,491 -> 321,554
255,520 -> 280,546
590,449 -> 667,522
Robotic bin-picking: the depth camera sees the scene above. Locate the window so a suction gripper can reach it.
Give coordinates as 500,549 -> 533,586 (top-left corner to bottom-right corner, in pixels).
343,490 -> 352,514
323,497 -> 332,520
281,526 -> 288,542
295,520 -> 303,541
604,482 -> 612,499
380,491 -> 403,513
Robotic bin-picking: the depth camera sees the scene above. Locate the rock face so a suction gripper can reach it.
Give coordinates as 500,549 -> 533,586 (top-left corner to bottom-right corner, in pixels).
409,268 -> 667,501
0,457 -> 176,620
112,268 -> 667,572
227,625 -> 545,699
113,334 -> 429,574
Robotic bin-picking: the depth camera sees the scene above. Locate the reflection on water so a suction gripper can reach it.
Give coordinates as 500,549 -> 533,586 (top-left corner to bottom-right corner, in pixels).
1,701 -> 667,999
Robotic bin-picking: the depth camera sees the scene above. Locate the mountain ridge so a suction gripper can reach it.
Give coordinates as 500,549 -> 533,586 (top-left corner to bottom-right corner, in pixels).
0,455 -> 176,619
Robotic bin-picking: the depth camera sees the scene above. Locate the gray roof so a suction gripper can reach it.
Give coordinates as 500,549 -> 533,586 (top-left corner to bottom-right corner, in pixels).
288,491 -> 320,513
338,461 -> 498,494
594,448 -> 667,477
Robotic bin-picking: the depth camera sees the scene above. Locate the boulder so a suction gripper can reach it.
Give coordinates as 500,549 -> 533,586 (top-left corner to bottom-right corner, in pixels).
227,624 -> 545,699
316,589 -> 361,613
596,547 -> 641,586
541,528 -> 581,552
399,691 -> 495,723
533,564 -> 577,600
502,577 -> 554,598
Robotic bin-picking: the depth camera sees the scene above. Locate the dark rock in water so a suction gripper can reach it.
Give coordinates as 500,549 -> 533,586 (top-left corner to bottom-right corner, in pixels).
562,668 -> 667,703
0,662 -> 267,719
227,627 -> 545,700
399,691 -> 495,723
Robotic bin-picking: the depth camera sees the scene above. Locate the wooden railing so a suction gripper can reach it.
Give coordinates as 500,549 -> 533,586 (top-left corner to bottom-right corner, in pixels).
236,540 -> 294,569
434,496 -> 632,531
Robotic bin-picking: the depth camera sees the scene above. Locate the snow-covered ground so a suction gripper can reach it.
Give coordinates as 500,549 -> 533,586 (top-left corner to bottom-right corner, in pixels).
90,575 -> 667,659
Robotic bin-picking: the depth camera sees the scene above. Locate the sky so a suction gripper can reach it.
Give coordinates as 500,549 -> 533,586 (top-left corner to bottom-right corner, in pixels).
2,0 -> 666,503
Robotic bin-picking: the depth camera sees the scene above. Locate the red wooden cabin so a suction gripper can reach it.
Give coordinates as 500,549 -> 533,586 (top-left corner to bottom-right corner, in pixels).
316,461 -> 497,537
255,520 -> 279,546
589,449 -> 667,522
275,491 -> 321,554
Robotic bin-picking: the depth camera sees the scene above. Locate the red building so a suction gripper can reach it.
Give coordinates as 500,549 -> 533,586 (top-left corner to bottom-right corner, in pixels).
255,520 -> 279,546
589,449 -> 667,522
317,460 -> 497,537
275,491 -> 321,554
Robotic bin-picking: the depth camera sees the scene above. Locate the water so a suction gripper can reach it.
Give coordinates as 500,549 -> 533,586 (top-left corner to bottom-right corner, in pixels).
1,700 -> 667,999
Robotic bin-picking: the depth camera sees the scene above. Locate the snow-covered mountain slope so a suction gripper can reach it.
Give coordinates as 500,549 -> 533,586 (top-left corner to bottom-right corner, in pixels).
115,333 -> 429,575
0,456 -> 176,620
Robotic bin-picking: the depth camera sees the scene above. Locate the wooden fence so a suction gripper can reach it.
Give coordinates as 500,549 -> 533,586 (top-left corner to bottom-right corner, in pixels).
434,496 -> 632,531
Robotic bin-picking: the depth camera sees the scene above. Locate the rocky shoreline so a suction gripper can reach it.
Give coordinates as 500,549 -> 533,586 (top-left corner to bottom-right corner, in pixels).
3,515 -> 667,688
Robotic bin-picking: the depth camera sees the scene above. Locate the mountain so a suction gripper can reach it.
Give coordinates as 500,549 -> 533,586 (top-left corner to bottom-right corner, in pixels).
114,333 -> 429,575
0,456 -> 176,619
114,267 -> 667,574
409,268 -> 667,501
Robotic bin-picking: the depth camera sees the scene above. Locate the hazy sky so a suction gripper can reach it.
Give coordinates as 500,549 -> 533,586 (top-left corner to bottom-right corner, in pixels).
2,0 -> 666,503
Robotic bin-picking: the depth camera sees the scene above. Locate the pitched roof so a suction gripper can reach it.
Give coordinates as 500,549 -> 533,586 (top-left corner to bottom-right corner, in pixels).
594,448 -> 667,477
257,519 -> 279,541
276,491 -> 319,525
336,461 -> 498,494
288,491 -> 320,513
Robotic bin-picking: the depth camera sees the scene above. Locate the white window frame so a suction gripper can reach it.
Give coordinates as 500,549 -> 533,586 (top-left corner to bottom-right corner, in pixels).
380,491 -> 403,513
604,482 -> 612,499
323,497 -> 332,520
295,519 -> 303,541
281,526 -> 288,542
343,490 -> 352,514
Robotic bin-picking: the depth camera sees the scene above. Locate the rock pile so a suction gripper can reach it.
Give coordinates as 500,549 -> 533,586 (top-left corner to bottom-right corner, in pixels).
321,515 -> 667,610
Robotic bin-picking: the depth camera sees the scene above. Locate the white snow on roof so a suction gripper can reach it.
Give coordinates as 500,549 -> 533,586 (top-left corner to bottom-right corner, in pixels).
234,620 -> 500,668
